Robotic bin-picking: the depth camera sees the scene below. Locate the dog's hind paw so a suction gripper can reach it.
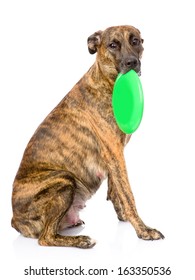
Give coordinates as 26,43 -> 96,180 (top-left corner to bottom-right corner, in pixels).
76,236 -> 96,249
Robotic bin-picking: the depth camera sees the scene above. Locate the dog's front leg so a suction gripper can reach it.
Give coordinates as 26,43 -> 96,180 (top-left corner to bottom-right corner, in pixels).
107,149 -> 164,240
107,174 -> 128,222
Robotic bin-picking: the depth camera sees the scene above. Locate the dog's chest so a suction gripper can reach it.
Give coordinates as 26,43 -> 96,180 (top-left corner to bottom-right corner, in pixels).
84,155 -> 107,184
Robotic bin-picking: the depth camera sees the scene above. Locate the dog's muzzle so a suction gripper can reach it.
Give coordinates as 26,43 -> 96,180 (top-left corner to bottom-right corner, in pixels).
119,55 -> 141,75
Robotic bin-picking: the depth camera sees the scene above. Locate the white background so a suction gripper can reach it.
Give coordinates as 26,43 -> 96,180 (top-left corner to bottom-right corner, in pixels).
0,0 -> 195,279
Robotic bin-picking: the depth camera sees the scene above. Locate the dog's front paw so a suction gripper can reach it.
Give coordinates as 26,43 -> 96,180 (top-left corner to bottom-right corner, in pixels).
137,227 -> 164,241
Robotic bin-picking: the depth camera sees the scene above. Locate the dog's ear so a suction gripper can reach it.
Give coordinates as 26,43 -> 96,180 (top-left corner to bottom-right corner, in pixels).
87,31 -> 102,54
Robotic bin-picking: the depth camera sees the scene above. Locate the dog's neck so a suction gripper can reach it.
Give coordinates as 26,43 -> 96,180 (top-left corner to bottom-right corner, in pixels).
86,61 -> 117,92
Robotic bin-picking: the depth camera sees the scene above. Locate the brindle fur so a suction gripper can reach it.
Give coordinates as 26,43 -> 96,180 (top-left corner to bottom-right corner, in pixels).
11,25 -> 164,248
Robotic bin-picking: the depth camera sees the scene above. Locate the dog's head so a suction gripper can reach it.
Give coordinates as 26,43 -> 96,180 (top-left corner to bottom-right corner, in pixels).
88,25 -> 144,80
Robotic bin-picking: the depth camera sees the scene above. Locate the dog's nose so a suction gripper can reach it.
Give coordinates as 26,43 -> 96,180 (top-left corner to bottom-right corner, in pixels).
120,56 -> 140,74
125,56 -> 138,70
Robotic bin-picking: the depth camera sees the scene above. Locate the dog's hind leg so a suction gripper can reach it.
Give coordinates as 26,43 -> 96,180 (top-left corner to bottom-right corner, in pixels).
12,171 -> 96,248
38,183 -> 95,248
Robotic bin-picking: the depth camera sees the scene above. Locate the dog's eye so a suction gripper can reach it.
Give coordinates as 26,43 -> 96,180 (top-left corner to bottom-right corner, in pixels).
132,38 -> 140,46
109,43 -> 117,49
108,41 -> 120,50
130,36 -> 140,47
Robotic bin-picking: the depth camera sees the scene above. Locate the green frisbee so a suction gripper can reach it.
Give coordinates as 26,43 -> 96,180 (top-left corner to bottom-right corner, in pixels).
112,70 -> 144,134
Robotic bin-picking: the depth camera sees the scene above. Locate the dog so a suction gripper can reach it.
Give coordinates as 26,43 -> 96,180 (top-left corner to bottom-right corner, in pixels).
11,25 -> 164,248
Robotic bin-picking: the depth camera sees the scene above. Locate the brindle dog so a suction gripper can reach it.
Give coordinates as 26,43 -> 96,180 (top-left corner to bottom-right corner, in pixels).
11,25 -> 164,248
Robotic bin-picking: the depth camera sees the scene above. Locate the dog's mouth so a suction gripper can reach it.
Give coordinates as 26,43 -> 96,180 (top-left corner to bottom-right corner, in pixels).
118,67 -> 141,76
137,69 -> 141,76
134,69 -> 141,76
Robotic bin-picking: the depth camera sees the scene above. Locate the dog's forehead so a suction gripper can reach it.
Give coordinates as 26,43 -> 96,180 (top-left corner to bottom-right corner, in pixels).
103,25 -> 141,42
